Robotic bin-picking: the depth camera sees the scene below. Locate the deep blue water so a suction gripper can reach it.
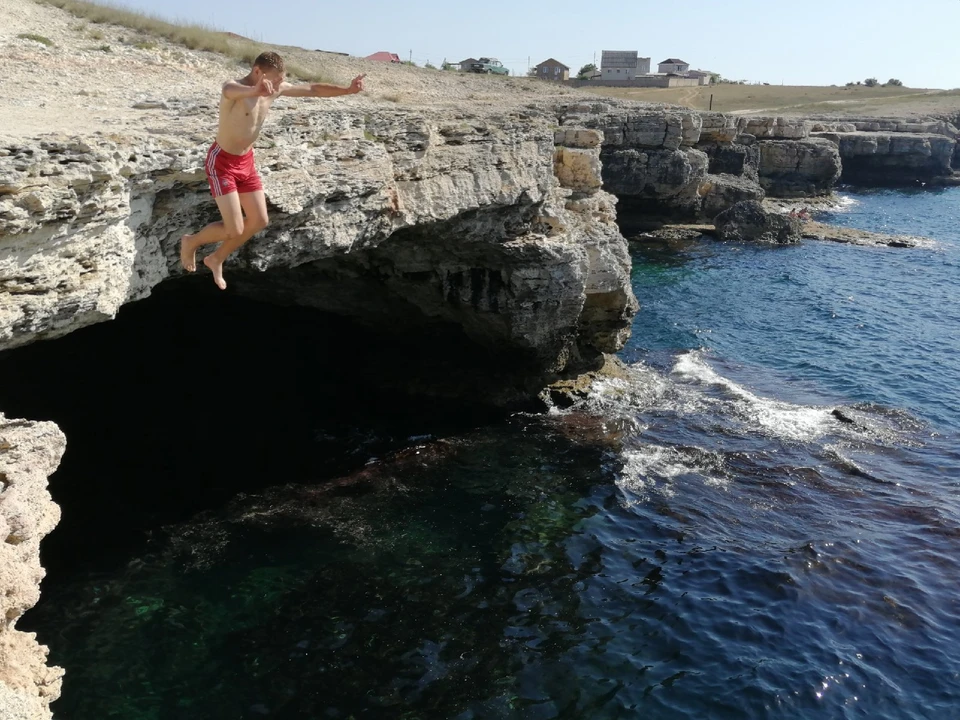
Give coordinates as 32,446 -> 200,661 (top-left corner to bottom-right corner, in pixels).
25,188 -> 960,719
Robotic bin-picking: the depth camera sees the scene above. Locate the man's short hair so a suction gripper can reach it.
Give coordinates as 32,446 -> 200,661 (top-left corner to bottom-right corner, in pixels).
253,51 -> 285,74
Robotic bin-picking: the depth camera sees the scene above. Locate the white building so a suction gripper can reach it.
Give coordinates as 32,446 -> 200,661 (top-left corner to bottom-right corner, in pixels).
600,51 -> 651,81
658,58 -> 690,74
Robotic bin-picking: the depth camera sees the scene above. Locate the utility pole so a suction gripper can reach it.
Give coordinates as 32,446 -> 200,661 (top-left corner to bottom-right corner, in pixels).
409,49 -> 412,63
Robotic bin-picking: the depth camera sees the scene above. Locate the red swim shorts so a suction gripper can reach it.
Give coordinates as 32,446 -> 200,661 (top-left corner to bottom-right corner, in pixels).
204,142 -> 263,197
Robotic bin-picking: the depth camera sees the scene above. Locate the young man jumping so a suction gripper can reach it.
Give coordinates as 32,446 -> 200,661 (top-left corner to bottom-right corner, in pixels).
181,51 -> 365,289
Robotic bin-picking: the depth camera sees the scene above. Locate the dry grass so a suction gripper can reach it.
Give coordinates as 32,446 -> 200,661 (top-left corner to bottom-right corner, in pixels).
34,0 -> 331,81
584,83 -> 960,117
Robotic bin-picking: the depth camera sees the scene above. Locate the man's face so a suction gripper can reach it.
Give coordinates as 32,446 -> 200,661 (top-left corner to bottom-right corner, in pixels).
264,69 -> 284,87
254,66 -> 284,88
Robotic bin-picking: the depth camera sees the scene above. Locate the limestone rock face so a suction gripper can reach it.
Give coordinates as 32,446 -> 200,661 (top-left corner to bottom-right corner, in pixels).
736,117 -> 810,140
0,415 -> 65,720
813,131 -> 957,183
701,142 -> 760,181
714,200 -> 801,244
699,113 -> 739,144
758,138 -> 842,197
0,108 -> 637,404
600,147 -> 709,217
700,173 -> 766,219
810,117 -> 959,137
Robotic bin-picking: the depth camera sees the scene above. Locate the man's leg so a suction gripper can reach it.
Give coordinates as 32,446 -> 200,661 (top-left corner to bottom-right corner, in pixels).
202,190 -> 269,290
180,192 -> 245,272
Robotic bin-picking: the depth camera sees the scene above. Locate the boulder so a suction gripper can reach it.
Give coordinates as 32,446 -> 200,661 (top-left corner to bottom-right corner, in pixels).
601,147 -> 708,218
714,200 -> 801,244
758,138 -> 842,197
700,173 -> 765,218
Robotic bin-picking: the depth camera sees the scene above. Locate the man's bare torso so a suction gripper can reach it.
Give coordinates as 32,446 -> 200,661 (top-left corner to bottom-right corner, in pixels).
215,82 -> 279,155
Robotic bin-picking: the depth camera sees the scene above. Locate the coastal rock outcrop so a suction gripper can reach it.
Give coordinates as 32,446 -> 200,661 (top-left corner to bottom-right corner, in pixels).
0,109 -> 637,405
0,415 -> 64,720
701,173 -> 766,218
812,131 -> 957,184
714,200 -> 801,244
599,146 -> 709,217
758,138 -> 843,197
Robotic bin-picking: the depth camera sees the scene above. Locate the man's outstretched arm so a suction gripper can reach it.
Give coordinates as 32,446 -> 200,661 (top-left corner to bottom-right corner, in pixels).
223,77 -> 276,99
280,74 -> 366,98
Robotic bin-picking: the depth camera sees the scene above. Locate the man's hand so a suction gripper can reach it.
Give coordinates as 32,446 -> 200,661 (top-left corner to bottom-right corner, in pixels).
256,76 -> 276,96
349,74 -> 366,94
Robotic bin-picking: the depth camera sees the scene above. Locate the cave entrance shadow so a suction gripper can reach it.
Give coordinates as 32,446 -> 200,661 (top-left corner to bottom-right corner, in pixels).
0,277 -> 504,579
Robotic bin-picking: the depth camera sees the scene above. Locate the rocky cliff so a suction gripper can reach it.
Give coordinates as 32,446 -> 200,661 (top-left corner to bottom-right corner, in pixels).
0,112 -> 638,404
0,414 -> 64,720
563,106 -> 958,221
3,1 -> 960,716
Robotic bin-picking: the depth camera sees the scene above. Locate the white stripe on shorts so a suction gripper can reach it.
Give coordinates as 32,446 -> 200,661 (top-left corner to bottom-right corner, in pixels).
206,145 -> 223,196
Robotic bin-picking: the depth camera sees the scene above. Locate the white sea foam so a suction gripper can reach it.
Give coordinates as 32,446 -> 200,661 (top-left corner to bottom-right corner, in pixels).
830,194 -> 860,212
669,351 -> 834,442
618,444 -> 729,500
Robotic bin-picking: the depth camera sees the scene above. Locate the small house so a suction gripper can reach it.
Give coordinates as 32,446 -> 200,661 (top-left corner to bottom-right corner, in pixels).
658,58 -> 690,74
458,58 -> 479,72
600,51 -> 651,80
535,58 -> 570,81
366,51 -> 401,63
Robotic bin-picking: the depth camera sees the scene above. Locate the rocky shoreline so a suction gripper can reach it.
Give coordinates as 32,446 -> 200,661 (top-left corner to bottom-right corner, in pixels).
1,0 -> 959,716
631,218 -> 934,249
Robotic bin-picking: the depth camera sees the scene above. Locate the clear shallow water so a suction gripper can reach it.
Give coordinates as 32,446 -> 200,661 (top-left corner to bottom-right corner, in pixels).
28,188 -> 960,719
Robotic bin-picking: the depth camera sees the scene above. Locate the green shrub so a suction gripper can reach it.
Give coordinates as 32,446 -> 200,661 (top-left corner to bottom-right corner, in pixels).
17,32 -> 54,46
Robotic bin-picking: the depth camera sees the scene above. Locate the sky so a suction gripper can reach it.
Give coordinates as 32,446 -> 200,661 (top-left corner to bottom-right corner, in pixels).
114,0 -> 959,88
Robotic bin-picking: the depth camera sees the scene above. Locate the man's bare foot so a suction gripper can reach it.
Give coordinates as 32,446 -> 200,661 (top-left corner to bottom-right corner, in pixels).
203,254 -> 227,290
180,234 -> 197,272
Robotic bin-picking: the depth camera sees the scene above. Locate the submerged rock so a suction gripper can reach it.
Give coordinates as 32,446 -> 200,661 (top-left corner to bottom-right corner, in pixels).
713,200 -> 802,244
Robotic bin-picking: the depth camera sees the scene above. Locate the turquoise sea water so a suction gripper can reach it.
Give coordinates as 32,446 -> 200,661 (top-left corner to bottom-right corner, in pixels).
22,187 -> 960,719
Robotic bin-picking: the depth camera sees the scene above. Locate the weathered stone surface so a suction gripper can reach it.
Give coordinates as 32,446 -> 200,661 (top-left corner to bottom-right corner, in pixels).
566,107 -> 701,151
700,173 -> 766,218
699,113 -> 739,143
0,415 -> 65,720
813,131 -> 957,184
554,146 -> 603,192
810,117 -> 958,137
801,220 -> 931,248
0,113 -> 637,401
600,147 -> 709,217
553,128 -> 603,149
737,116 -> 810,139
701,141 -> 759,180
758,138 -> 842,197
714,200 -> 801,244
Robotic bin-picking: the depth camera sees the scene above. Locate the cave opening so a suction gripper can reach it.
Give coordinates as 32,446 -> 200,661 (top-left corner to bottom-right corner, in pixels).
0,276 -> 507,586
